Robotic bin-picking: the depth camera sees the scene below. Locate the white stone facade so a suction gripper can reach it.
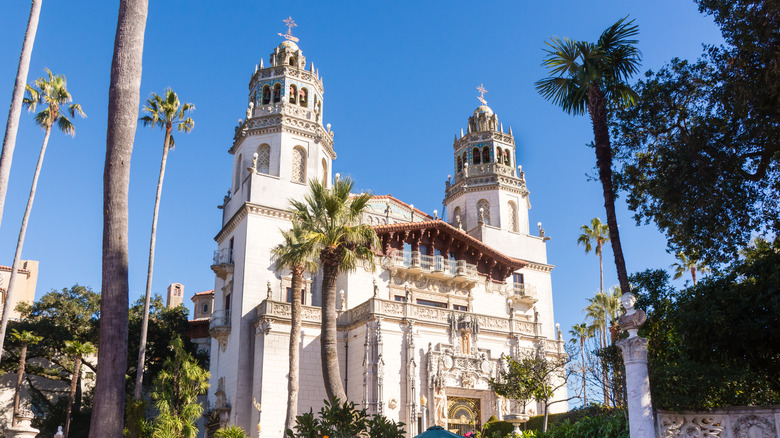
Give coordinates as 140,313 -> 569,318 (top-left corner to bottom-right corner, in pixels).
207,36 -> 567,437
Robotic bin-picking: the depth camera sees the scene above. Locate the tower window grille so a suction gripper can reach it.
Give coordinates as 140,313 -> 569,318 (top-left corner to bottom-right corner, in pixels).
508,201 -> 518,232
257,144 -> 270,174
477,199 -> 490,225
292,147 -> 307,183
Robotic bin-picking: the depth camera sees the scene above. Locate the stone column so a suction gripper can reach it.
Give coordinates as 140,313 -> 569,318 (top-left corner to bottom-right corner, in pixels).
616,292 -> 654,438
616,336 -> 654,438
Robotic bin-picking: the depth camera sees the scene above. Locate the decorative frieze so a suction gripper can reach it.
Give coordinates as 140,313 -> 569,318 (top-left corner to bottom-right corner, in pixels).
657,408 -> 780,438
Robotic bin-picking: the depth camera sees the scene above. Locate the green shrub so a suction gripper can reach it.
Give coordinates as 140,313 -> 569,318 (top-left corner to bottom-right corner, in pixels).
215,426 -> 249,438
525,405 -> 615,432
286,398 -> 405,438
534,410 -> 628,438
483,420 -> 513,438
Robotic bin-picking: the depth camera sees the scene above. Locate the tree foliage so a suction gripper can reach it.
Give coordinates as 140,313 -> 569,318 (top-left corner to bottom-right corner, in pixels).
612,1 -> 780,264
150,337 -> 209,438
286,398 -> 405,438
632,240 -> 780,410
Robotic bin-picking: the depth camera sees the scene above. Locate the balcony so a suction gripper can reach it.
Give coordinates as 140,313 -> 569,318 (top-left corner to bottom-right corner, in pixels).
211,248 -> 233,280
386,250 -> 477,282
510,283 -> 538,305
209,309 -> 231,351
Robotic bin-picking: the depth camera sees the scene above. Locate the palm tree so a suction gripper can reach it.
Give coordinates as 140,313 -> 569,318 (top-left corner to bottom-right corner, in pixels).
271,222 -> 317,431
671,251 -> 709,285
133,89 -> 194,400
0,0 -> 43,232
290,177 -> 379,401
91,0 -> 148,435
64,340 -> 96,438
585,287 -> 622,407
568,323 -> 592,406
0,70 -> 85,364
577,218 -> 610,296
9,329 -> 42,424
536,17 -> 641,296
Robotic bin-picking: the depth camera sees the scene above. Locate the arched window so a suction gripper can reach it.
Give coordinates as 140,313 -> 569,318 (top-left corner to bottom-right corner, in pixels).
508,201 -> 518,232
256,144 -> 270,174
462,152 -> 467,168
273,83 -> 281,103
234,154 -> 242,193
300,88 -> 309,107
262,85 -> 270,104
457,156 -> 462,173
289,55 -> 297,66
477,199 -> 490,225
482,145 -> 490,164
321,158 -> 327,185
504,150 -> 511,166
497,147 -> 503,164
291,146 -> 306,183
472,147 -> 481,165
289,84 -> 298,104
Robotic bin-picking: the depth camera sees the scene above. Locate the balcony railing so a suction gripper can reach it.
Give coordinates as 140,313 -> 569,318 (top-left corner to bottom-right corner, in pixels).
209,309 -> 232,330
213,248 -> 233,266
388,250 -> 476,278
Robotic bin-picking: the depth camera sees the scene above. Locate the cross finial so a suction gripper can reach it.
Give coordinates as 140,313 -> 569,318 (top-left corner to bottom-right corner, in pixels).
278,16 -> 300,42
476,83 -> 488,106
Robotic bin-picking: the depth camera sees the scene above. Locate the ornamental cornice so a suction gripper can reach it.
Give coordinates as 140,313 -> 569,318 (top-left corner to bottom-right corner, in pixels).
249,66 -> 324,95
228,116 -> 336,159
214,202 -> 294,243
444,182 -> 529,204
453,131 -> 515,150
523,262 -> 554,273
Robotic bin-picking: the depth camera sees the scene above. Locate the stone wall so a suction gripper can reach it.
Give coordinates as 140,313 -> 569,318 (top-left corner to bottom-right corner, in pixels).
656,406 -> 780,437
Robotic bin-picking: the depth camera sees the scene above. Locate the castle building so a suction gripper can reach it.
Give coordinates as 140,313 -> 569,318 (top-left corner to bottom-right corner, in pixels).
207,23 -> 567,437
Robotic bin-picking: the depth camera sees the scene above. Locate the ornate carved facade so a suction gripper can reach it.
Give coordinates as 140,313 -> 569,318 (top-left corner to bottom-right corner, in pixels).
207,26 -> 566,438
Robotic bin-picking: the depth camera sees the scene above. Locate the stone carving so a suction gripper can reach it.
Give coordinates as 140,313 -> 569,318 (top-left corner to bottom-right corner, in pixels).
434,386 -> 447,427
55,426 -> 65,437
388,398 -> 398,410
247,102 -> 254,120
618,292 -> 647,337
732,414 -> 775,438
215,377 -> 228,409
267,280 -> 273,300
373,277 -> 379,297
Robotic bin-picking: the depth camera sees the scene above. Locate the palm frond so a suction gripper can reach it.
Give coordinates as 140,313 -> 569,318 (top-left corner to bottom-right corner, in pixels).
58,116 -> 76,136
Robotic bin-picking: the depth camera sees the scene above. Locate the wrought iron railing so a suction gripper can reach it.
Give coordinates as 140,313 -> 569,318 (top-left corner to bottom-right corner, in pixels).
213,248 -> 233,265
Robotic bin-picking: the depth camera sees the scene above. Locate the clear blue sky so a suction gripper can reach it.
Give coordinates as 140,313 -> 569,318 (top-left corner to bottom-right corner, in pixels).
0,2 -> 722,347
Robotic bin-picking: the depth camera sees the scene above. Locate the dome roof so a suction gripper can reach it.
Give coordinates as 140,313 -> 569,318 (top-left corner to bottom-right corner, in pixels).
278,40 -> 299,51
474,105 -> 493,116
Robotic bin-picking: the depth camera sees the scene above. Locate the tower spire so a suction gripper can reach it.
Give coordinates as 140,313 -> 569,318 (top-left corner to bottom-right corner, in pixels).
476,83 -> 488,106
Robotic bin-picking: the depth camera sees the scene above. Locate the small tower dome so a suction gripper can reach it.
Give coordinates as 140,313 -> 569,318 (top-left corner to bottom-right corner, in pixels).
278,40 -> 299,51
474,105 -> 494,116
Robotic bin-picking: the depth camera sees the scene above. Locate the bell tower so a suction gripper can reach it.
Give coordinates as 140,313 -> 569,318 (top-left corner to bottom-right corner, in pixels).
209,18 -> 335,433
444,85 -> 531,244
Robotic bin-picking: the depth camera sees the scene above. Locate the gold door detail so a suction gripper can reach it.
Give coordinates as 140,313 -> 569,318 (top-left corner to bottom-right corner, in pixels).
447,397 -> 481,435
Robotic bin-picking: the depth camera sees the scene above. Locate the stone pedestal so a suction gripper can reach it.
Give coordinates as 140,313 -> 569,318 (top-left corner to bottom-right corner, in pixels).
4,412 -> 40,438
503,414 -> 530,435
616,336 -> 654,438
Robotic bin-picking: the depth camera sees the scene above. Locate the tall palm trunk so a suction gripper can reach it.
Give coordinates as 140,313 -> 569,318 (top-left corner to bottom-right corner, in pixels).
580,338 -> 586,406
90,0 -> 148,435
0,0 -> 42,232
12,342 -> 28,424
588,86 -> 631,296
0,125 -> 51,363
134,126 -> 172,399
285,265 -> 304,431
320,251 -> 346,401
691,267 -> 697,285
65,355 -> 83,438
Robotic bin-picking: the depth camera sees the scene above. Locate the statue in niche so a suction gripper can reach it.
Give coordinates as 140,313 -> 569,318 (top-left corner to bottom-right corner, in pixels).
55,426 -> 65,438
456,214 -> 462,230
461,330 -> 471,355
434,386 -> 447,427
617,292 -> 646,337
373,277 -> 379,297
266,280 -> 273,300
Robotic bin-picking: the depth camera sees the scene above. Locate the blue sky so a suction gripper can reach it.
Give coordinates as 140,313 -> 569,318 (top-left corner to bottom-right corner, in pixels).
0,2 -> 722,355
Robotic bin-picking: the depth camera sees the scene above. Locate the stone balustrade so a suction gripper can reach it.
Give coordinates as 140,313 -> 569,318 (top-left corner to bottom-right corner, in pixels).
656,406 -> 780,437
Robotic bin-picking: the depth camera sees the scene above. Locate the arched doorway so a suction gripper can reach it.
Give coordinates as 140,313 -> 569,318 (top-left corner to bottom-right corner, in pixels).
447,397 -> 481,435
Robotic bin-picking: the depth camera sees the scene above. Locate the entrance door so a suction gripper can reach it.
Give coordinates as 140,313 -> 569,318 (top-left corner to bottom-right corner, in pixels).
447,397 -> 481,435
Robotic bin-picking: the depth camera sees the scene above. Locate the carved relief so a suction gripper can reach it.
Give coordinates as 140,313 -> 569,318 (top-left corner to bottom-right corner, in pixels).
732,415 -> 775,438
